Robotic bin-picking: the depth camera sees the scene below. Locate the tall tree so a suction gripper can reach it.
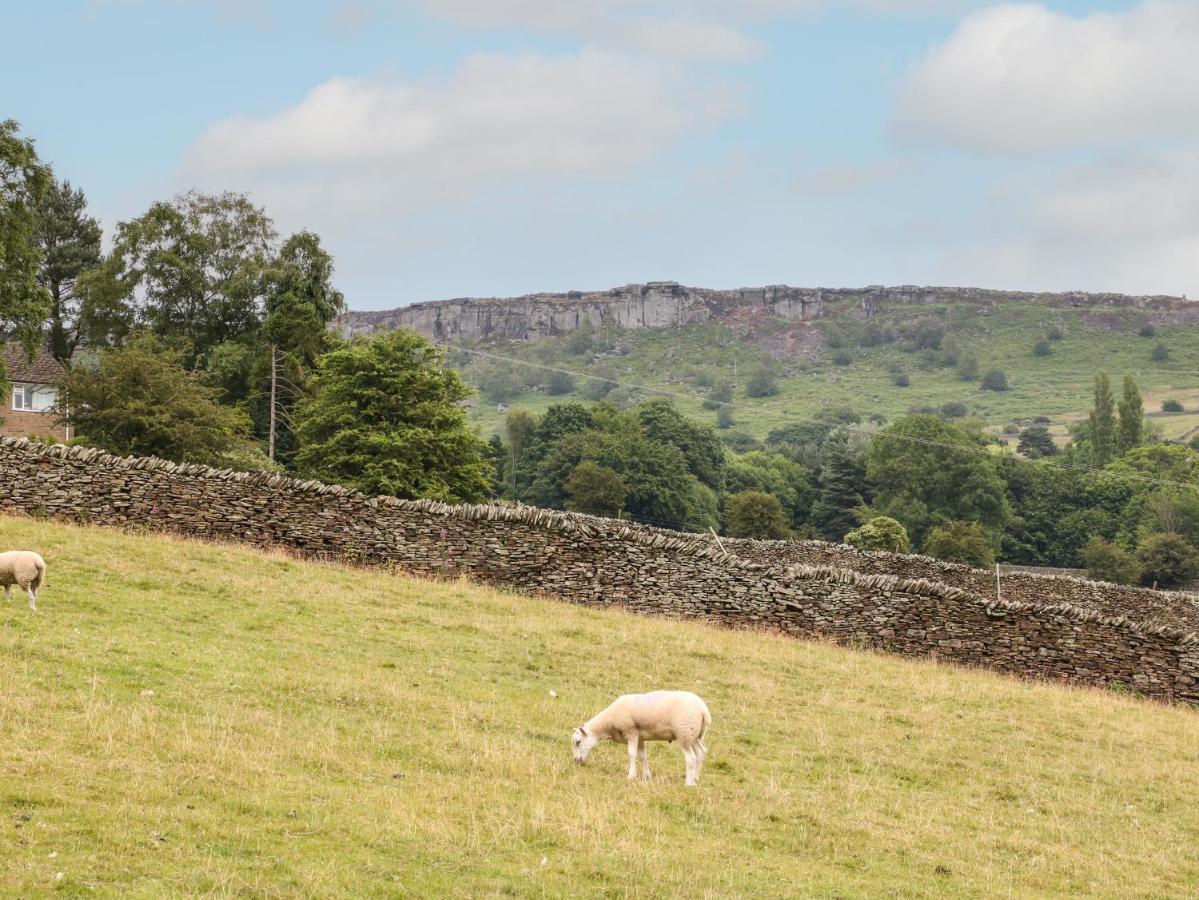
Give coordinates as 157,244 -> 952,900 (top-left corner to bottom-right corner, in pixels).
78,191 -> 276,360
33,179 -> 101,361
0,120 -> 52,379
293,329 -> 492,502
810,433 -> 867,541
1117,374 -> 1144,454
1088,372 -> 1117,467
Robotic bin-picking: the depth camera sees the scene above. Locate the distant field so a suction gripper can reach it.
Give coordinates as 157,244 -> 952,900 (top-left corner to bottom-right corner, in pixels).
458,303 -> 1199,443
3,517 -> 1198,897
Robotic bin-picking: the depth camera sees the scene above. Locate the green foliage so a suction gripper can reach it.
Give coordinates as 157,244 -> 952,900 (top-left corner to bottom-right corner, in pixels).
745,367 -> 778,398
1032,340 -> 1052,357
1080,537 -> 1141,586
940,401 -> 967,419
1138,323 -> 1156,337
1161,399 -> 1184,413
636,399 -> 725,490
867,415 -> 1008,548
716,406 -> 735,429
1046,325 -> 1064,341
723,491 -> 790,539
702,380 -> 732,411
293,329 -> 492,502
59,332 -> 253,465
546,371 -> 575,395
843,516 -> 910,553
78,191 -> 276,360
956,351 -> 980,381
893,371 -> 910,387
1116,375 -> 1144,454
831,350 -> 852,366
565,461 -> 627,518
1017,425 -> 1057,458
1151,343 -> 1169,362
980,369 -> 1008,391
1088,373 -> 1117,467
924,521 -> 995,568
724,451 -> 814,528
811,433 -> 867,541
0,120 -> 53,379
33,178 -> 102,361
1136,533 -> 1199,587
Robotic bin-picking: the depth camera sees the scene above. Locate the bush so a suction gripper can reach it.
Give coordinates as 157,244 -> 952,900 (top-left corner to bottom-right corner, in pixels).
956,351 -> 980,381
1047,325 -> 1064,341
1080,537 -> 1141,585
582,377 -> 613,401
1002,423 -> 1020,435
1136,532 -> 1199,587
1017,425 -> 1057,458
724,491 -> 790,539
702,381 -> 733,411
545,371 -> 575,395
715,406 -> 735,429
1190,435 -> 1199,452
843,517 -> 910,553
745,368 -> 778,398
1161,399 -> 1185,413
1138,323 -> 1157,337
892,372 -> 910,387
980,369 -> 1008,392
831,350 -> 852,366
940,401 -> 967,419
1151,343 -> 1169,362
565,461 -> 627,518
923,521 -> 995,568
1032,340 -> 1052,357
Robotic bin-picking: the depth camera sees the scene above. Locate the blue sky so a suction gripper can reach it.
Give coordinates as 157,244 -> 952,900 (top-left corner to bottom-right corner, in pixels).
3,1 -> 1196,309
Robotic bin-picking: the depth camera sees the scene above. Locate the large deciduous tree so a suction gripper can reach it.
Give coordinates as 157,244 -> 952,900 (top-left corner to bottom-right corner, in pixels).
1087,373 -> 1117,467
58,332 -> 254,466
33,178 -> 101,361
293,329 -> 492,502
78,191 -> 275,360
866,414 -> 1008,549
0,120 -> 52,375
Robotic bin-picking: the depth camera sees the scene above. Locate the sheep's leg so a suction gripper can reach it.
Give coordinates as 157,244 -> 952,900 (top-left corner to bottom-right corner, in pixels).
693,740 -> 707,777
638,739 -> 651,783
25,584 -> 36,611
682,747 -> 697,787
626,735 -> 640,781
3,585 -> 10,602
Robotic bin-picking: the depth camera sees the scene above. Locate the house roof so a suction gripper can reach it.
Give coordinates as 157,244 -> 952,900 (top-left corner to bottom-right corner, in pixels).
4,343 -> 65,385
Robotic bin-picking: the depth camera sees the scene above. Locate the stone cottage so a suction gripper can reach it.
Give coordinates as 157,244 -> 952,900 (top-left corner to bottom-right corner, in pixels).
2,344 -> 69,443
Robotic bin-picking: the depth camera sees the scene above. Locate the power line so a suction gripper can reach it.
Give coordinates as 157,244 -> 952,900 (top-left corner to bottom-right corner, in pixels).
449,344 -> 1199,494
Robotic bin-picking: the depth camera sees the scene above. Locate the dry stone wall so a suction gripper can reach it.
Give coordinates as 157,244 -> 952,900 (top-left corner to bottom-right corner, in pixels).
3,436 -> 1197,705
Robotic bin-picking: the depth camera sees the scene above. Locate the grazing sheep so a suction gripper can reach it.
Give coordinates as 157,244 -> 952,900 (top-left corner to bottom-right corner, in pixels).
571,690 -> 711,786
0,551 -> 46,611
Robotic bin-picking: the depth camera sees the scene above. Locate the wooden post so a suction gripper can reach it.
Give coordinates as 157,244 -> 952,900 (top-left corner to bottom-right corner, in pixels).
995,563 -> 1002,602
268,345 -> 278,462
709,527 -> 729,558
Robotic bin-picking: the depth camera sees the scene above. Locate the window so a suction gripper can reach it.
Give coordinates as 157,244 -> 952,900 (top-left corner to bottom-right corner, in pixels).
12,384 -> 32,411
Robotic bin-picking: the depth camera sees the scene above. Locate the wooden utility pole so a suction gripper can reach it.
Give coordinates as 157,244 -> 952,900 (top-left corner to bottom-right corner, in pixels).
268,345 -> 278,462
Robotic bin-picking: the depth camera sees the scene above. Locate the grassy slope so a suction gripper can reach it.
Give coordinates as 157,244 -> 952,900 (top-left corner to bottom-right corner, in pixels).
462,303 -> 1199,443
3,517 -> 1199,898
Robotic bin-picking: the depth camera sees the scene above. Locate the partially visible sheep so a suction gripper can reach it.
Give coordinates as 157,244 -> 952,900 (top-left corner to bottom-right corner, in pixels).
571,690 -> 711,786
0,551 -> 46,611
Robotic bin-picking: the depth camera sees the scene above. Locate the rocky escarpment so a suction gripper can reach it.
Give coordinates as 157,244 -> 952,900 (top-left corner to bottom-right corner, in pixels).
335,282 -> 1196,344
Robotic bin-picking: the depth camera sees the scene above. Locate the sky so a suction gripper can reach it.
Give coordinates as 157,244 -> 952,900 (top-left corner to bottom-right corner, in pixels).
3,0 -> 1196,310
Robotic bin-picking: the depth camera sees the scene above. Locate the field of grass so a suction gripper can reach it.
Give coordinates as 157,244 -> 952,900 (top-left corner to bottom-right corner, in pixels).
460,302 -> 1199,444
3,516 -> 1199,897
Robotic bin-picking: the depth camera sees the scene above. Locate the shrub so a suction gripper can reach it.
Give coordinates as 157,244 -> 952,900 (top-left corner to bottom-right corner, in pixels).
724,491 -> 790,539
923,521 -> 995,568
1151,343 -> 1169,362
1002,423 -> 1020,435
1190,435 -> 1199,452
583,377 -> 613,401
1017,425 -> 1057,458
844,516 -> 910,553
745,368 -> 778,398
1161,399 -> 1184,413
1080,536 -> 1141,585
831,350 -> 852,366
702,381 -> 733,411
892,372 -> 910,387
980,369 -> 1008,392
1047,325 -> 1064,341
940,401 -> 967,419
1138,323 -> 1157,337
715,406 -> 735,429
956,351 -> 980,381
1137,533 -> 1199,587
545,371 -> 575,395
565,461 -> 628,518
1032,340 -> 1052,357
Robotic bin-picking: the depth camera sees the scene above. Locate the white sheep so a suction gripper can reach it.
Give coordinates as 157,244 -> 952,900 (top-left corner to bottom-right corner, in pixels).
571,690 -> 712,786
0,551 -> 47,611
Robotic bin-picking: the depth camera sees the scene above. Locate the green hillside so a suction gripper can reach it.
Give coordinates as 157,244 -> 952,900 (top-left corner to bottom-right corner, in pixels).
2,517 -> 1198,897
456,301 -> 1199,446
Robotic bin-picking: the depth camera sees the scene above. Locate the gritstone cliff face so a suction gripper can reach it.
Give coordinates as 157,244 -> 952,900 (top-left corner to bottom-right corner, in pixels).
334,282 -> 1195,343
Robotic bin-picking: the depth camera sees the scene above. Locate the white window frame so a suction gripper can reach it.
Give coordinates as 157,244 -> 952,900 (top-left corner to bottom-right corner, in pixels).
12,384 -> 33,412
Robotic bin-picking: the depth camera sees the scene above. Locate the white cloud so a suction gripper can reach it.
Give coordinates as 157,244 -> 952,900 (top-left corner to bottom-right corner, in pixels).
183,49 -> 732,214
621,16 -> 765,61
943,148 -> 1199,298
897,1 -> 1199,152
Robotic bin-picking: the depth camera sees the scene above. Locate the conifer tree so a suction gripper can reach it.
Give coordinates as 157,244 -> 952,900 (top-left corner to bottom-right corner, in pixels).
810,434 -> 866,541
1116,374 -> 1144,455
1088,373 -> 1117,467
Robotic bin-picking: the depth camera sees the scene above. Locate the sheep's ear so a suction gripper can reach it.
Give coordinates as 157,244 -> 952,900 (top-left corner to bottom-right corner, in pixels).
579,725 -> 588,737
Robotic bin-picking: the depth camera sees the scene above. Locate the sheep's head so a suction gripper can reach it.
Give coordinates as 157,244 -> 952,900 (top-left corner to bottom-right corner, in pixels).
571,726 -> 598,763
